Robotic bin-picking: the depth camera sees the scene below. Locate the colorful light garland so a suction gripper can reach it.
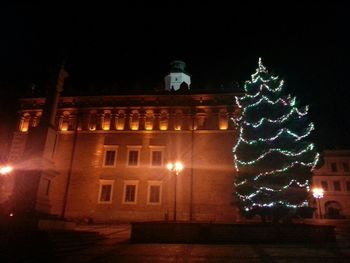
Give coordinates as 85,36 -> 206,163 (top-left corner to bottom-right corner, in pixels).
236,143 -> 315,166
238,123 -> 315,145
233,58 -> 319,211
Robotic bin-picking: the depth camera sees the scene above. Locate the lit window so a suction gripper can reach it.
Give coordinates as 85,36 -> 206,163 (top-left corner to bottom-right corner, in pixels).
343,163 -> 349,173
333,181 -> 341,191
103,146 -> 118,167
19,113 -> 30,132
127,146 -> 141,167
123,180 -> 138,204
321,181 -> 328,191
331,162 -> 338,172
89,112 -> 97,131
147,181 -> 162,204
98,180 -> 114,203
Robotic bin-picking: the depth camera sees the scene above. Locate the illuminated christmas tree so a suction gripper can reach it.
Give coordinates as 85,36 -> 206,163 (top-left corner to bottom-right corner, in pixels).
233,58 -> 319,221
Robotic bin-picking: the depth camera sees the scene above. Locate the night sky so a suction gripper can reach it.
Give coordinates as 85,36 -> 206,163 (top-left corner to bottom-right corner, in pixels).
0,2 -> 349,151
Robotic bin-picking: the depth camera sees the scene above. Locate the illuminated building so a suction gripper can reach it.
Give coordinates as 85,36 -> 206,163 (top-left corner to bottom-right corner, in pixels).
3,61 -> 240,222
312,150 -> 350,219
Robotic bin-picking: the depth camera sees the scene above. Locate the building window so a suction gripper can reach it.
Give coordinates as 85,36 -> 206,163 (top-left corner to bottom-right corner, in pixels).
19,113 -> 31,132
147,181 -> 162,204
98,180 -> 114,203
149,146 -> 164,167
321,181 -> 328,191
331,162 -> 338,172
151,151 -> 162,166
103,146 -> 118,167
333,181 -> 341,191
346,181 -> 350,192
128,151 -> 139,166
343,162 -> 349,173
123,180 -> 138,204
127,146 -> 141,167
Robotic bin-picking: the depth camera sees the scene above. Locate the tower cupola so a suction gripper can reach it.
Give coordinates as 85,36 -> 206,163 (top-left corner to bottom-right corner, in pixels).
164,60 -> 191,91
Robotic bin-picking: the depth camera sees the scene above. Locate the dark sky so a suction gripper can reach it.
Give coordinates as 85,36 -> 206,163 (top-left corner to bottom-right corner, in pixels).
0,1 -> 349,150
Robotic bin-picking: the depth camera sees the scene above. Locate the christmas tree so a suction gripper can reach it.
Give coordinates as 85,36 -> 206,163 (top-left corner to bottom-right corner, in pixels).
233,58 -> 319,220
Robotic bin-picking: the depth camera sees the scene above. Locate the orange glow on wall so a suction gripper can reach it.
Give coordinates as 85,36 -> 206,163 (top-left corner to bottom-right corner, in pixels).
103,119 -> 110,130
174,112 -> 182,130
115,113 -> 125,130
20,123 -> 29,132
130,112 -> 139,130
102,112 -> 111,131
61,122 -> 69,131
159,123 -> 168,130
145,123 -> 153,130
131,123 -> 139,130
219,112 -> 228,130
159,111 -> 168,130
145,111 -> 154,130
116,120 -> 125,130
20,117 -> 30,132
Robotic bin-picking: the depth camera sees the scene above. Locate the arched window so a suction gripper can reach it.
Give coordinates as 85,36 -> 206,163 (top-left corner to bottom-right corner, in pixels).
144,110 -> 154,130
19,113 -> 31,132
102,110 -> 111,131
130,110 -> 139,130
174,110 -> 182,131
115,110 -> 125,130
89,110 -> 97,131
60,111 -> 71,131
218,109 -> 228,130
31,111 -> 42,127
159,110 -> 168,130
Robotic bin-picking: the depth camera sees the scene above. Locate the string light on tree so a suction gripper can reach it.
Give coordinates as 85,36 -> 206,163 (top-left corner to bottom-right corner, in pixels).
232,58 -> 319,218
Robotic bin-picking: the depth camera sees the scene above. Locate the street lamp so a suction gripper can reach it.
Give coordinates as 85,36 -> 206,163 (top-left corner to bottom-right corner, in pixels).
312,187 -> 324,219
0,165 -> 13,176
167,161 -> 184,221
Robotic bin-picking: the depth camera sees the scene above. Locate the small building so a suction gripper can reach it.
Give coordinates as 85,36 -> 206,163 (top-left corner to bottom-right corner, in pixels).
312,150 -> 350,219
2,61 -> 241,223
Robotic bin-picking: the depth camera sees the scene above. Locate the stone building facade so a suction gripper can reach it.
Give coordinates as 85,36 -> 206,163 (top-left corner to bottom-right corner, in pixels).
2,61 -> 241,222
312,150 -> 350,219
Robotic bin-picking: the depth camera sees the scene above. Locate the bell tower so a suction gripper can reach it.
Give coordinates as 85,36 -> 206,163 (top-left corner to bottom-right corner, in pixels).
164,61 -> 191,91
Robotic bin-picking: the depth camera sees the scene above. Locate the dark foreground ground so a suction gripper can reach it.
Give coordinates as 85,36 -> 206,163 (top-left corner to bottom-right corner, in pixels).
1,220 -> 350,262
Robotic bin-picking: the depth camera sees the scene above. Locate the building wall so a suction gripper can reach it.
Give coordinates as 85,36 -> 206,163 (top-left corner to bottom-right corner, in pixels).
8,93 -> 240,222
51,130 -> 238,222
312,150 -> 350,219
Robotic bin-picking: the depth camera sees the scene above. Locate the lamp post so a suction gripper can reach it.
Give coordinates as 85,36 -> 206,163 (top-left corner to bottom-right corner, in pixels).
312,187 -> 324,219
167,161 -> 184,221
